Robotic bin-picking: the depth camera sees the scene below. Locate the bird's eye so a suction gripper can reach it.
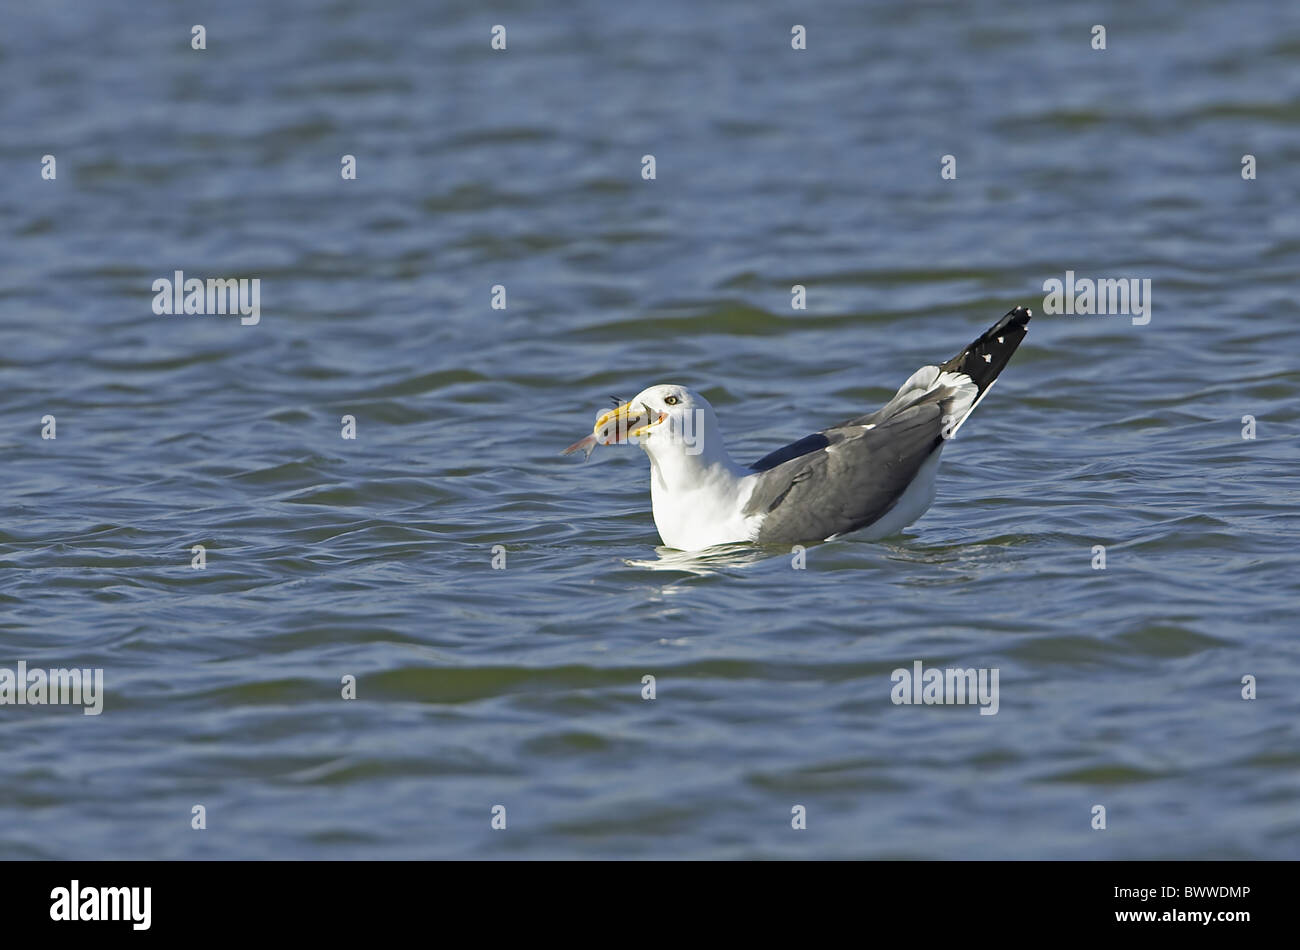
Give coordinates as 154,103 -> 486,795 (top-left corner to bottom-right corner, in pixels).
664,396 -> 679,406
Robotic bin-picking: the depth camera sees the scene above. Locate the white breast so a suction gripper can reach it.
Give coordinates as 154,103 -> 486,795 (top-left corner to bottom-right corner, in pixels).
648,461 -> 762,551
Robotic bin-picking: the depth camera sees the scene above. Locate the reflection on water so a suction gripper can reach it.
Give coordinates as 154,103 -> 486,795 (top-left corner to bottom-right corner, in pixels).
626,543 -> 779,574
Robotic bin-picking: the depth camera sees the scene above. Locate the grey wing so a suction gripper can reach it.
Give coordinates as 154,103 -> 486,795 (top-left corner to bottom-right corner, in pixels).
744,401 -> 946,544
743,307 -> 1033,543
748,375 -> 954,473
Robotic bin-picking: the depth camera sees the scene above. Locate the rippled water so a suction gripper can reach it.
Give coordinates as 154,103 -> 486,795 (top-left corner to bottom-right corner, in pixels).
2,0 -> 1298,859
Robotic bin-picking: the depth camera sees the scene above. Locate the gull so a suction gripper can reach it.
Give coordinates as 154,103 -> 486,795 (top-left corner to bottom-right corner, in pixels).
563,307 -> 1032,551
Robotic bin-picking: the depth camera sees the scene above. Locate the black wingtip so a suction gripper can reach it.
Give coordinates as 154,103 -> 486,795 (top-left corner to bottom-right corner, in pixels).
994,305 -> 1032,332
939,306 -> 1032,394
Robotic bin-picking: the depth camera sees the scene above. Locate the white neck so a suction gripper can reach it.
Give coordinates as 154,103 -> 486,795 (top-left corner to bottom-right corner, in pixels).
640,417 -> 758,551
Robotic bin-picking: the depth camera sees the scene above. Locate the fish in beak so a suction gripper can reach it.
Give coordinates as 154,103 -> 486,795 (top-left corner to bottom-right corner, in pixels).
562,400 -> 667,460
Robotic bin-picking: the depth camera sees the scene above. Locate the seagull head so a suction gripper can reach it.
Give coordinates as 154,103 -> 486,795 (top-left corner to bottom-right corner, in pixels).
562,384 -> 721,462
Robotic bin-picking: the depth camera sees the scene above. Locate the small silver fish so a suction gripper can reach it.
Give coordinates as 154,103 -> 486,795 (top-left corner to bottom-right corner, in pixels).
561,431 -> 600,460
561,398 -> 660,461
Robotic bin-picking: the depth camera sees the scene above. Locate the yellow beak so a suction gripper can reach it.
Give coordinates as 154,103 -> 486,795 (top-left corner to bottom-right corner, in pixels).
596,402 -> 668,442
562,401 -> 667,457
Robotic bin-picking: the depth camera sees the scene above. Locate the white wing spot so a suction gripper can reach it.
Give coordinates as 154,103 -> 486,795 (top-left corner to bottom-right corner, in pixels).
982,353 -> 992,363
996,336 -> 1004,343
